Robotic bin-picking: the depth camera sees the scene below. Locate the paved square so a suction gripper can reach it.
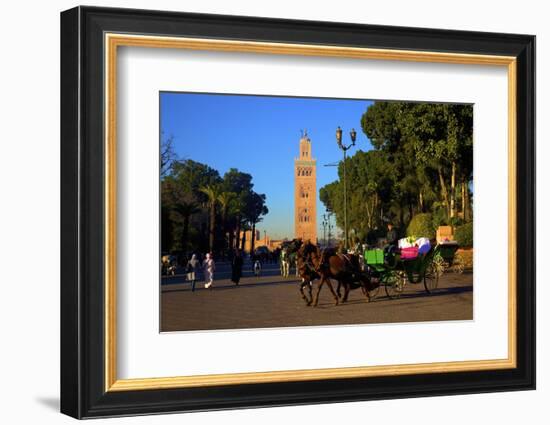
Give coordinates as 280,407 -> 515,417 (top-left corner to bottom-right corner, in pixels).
161,261 -> 473,332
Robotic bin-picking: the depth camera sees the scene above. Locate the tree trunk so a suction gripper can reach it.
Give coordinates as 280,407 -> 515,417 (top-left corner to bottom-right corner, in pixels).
182,215 -> 190,254
438,166 -> 450,219
250,222 -> 256,254
221,208 -> 228,259
450,161 -> 456,218
208,204 -> 215,253
419,190 -> 424,212
464,181 -> 471,222
200,222 -> 207,253
234,216 -> 241,251
461,179 -> 466,220
228,224 -> 235,254
375,192 -> 380,228
240,230 -> 246,253
370,199 -> 375,229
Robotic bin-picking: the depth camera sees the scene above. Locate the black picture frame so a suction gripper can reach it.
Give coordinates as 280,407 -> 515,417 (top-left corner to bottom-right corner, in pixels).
61,5 -> 535,419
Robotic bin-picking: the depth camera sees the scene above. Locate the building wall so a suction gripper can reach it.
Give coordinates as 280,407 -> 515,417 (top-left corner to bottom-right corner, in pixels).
239,230 -> 274,253
294,134 -> 317,242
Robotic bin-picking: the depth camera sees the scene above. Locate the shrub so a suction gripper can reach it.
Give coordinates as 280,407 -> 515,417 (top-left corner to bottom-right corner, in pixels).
406,213 -> 435,239
449,216 -> 465,227
431,206 -> 448,228
454,222 -> 473,248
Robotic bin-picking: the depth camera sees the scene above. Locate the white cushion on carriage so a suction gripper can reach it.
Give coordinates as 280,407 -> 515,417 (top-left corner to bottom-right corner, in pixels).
416,237 -> 431,255
398,238 -> 414,248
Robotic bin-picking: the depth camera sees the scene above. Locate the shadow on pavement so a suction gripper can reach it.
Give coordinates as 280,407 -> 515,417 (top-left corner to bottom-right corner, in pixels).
161,278 -> 302,293
308,284 -> 473,308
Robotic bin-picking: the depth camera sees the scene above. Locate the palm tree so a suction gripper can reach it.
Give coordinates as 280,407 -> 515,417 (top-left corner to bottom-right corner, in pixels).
232,198 -> 245,253
172,201 -> 199,254
217,191 -> 236,256
199,185 -> 221,253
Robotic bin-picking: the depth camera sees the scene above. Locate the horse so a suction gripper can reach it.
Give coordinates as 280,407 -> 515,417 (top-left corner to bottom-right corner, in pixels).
304,242 -> 379,307
283,238 -> 320,305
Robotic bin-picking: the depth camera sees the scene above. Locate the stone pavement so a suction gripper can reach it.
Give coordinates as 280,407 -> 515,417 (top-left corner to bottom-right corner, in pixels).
160,261 -> 473,332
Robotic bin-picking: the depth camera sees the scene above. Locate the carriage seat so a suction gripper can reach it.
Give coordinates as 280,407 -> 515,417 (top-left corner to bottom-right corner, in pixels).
436,226 -> 454,244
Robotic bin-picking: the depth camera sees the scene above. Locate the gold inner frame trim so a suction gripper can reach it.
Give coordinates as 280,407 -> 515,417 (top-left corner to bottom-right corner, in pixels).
104,33 -> 518,392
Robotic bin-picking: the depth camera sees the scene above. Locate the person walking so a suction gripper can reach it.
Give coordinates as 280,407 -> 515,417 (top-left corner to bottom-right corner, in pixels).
253,258 -> 262,277
186,253 -> 200,292
231,249 -> 243,286
203,252 -> 216,289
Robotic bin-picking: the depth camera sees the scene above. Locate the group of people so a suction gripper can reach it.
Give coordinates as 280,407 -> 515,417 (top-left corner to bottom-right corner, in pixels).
184,253 -> 215,291
184,250 -> 246,291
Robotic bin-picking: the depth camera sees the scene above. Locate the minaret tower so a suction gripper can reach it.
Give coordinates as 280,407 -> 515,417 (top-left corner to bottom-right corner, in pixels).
294,130 -> 317,242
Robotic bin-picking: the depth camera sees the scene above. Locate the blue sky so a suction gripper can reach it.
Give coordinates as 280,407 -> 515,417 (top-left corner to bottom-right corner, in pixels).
160,92 -> 374,240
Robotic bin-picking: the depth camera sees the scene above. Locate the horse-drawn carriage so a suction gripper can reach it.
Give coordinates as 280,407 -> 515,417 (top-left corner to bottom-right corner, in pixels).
363,245 -> 440,299
285,237 -> 456,307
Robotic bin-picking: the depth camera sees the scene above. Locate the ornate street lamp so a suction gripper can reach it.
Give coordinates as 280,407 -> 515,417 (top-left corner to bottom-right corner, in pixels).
322,212 -> 334,247
335,126 -> 357,250
327,213 -> 334,247
322,217 -> 328,247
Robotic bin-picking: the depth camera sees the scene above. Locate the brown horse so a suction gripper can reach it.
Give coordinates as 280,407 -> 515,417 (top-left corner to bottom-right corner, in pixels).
301,242 -> 378,307
285,238 -> 317,305
295,244 -> 323,306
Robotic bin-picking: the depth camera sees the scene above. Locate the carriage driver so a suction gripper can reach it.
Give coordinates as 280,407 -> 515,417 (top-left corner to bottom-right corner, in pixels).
384,222 -> 398,262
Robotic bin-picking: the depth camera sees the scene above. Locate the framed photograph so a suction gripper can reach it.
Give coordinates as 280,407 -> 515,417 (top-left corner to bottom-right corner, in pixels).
60,6 -> 535,419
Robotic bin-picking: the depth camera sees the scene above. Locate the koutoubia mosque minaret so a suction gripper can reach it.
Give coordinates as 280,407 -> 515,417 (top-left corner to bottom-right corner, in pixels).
294,130 -> 317,243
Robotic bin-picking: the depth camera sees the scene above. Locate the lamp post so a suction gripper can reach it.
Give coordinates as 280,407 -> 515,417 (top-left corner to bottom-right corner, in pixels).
335,126 -> 357,250
323,212 -> 334,247
327,212 -> 334,247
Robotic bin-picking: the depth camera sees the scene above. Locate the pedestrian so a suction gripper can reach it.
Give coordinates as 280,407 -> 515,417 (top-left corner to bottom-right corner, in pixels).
231,249 -> 243,286
186,253 -> 200,292
203,252 -> 215,289
253,259 -> 262,277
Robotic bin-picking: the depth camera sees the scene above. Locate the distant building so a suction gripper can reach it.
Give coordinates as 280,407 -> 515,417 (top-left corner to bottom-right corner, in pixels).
294,131 -> 317,242
239,229 -> 260,253
268,239 -> 287,251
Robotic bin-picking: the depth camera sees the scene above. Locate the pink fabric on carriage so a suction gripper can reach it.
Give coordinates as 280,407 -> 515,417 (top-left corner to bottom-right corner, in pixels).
401,246 -> 419,260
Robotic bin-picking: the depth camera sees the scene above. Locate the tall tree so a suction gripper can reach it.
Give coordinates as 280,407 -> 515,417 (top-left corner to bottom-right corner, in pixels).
217,191 -> 237,255
199,185 -> 222,253
221,169 -> 255,251
361,101 -> 473,223
172,200 -> 200,254
244,192 -> 268,254
160,133 -> 178,177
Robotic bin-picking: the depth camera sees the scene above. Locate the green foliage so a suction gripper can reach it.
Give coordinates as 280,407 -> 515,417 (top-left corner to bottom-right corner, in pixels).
319,181 -> 339,214
431,205 -> 448,228
449,216 -> 465,228
161,160 -> 268,256
319,101 -> 473,244
454,222 -> 473,248
406,213 -> 435,239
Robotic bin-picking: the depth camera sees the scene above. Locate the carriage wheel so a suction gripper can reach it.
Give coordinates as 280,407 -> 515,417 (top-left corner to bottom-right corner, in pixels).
453,255 -> 465,274
433,255 -> 446,277
423,263 -> 440,293
368,283 -> 381,300
384,271 -> 405,299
